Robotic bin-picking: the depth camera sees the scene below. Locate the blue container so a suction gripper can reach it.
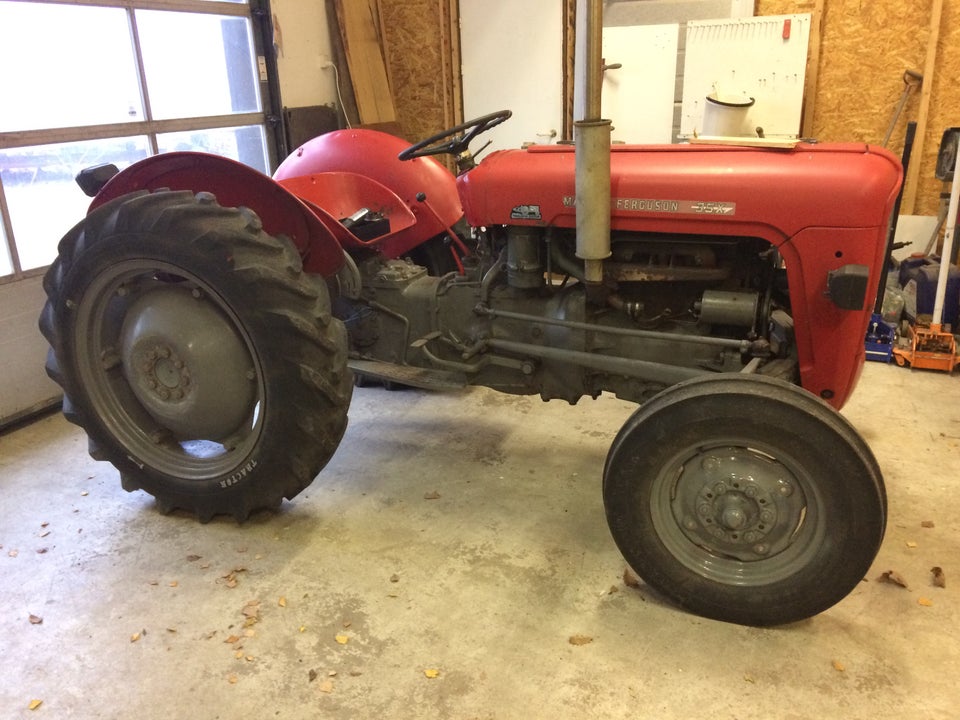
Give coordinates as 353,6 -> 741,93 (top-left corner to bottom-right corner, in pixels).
901,257 -> 960,329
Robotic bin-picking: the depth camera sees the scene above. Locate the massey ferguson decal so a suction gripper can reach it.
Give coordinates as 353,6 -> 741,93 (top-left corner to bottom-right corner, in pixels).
511,204 -> 542,220
562,196 -> 736,216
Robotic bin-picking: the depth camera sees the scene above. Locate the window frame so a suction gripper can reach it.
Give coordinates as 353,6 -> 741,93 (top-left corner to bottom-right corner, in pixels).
0,0 -> 283,284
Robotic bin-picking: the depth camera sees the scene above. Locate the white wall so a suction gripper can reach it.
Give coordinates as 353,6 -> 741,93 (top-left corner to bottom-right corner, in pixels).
460,0 -> 564,153
272,0 -> 338,109
0,276 -> 61,427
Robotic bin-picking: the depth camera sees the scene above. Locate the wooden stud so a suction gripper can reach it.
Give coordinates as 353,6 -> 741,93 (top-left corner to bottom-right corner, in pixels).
800,0 -> 824,138
901,0 -> 943,214
333,0 -> 397,125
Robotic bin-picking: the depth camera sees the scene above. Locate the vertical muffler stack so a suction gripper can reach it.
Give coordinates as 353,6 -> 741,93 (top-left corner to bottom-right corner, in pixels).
574,0 -> 612,290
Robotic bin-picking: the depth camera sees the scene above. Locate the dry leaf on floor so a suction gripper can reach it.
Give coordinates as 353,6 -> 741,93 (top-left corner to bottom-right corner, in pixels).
242,600 -> 260,619
227,674 -> 238,684
278,596 -> 287,608
569,635 -> 593,646
29,614 -> 43,625
318,679 -> 334,693
832,660 -> 845,672
335,634 -> 349,645
389,573 -> 400,583
224,634 -> 241,645
424,668 -> 440,678
921,520 -> 935,528
221,567 -> 247,589
906,541 -> 918,549
186,554 -> 202,562
131,632 -> 141,643
169,581 -> 178,588
877,570 -> 910,589
623,567 -> 641,588
918,597 -> 933,607
28,699 -> 42,711
308,669 -> 318,682
931,566 -> 946,588
423,491 -> 441,500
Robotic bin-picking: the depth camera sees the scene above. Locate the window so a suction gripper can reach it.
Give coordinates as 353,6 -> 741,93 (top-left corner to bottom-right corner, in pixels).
0,0 -> 277,279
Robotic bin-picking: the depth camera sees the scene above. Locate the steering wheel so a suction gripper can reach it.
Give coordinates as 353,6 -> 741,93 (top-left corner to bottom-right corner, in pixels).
398,110 -> 512,161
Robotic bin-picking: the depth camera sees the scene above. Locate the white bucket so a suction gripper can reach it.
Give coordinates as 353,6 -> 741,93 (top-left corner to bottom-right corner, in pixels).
702,94 -> 755,137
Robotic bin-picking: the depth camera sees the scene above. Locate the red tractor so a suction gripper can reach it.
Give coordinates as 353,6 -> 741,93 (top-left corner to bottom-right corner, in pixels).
39,106 -> 900,626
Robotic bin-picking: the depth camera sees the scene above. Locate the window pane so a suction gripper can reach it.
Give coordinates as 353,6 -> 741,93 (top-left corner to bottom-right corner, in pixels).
158,125 -> 268,175
138,11 -> 261,121
0,220 -> 13,277
1,138 -> 150,271
0,3 -> 142,132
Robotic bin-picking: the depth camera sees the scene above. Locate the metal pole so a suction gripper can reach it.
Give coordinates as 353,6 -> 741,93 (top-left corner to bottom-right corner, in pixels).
932,134 -> 960,328
573,0 -> 611,288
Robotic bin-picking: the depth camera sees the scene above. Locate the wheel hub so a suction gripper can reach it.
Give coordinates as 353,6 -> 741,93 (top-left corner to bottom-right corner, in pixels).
674,448 -> 805,561
140,344 -> 191,401
120,286 -> 257,441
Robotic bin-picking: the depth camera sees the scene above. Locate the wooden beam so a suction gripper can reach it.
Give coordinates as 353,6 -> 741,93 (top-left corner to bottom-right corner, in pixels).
800,0 -> 824,138
333,0 -> 397,125
901,0 -> 943,214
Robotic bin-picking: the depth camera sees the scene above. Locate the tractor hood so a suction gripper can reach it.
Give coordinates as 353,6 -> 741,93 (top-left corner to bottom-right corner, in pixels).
457,142 -> 902,244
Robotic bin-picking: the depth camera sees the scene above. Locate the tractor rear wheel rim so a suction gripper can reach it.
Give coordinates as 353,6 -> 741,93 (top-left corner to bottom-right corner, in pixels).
75,259 -> 263,480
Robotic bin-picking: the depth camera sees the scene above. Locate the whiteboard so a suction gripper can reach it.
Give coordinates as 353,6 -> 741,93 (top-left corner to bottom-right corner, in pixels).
602,24 -> 679,144
680,14 -> 811,139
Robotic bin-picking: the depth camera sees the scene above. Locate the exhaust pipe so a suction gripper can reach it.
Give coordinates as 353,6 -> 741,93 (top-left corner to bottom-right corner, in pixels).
574,0 -> 612,288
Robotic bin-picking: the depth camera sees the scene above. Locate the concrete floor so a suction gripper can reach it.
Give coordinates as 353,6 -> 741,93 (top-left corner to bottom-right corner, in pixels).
1,361 -> 958,719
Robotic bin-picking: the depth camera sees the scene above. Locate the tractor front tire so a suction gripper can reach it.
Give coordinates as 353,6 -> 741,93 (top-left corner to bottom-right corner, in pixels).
40,190 -> 352,521
603,374 -> 886,626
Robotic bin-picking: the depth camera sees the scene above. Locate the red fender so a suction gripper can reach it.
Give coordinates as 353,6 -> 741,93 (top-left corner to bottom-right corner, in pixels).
275,129 -> 462,259
90,152 -> 344,276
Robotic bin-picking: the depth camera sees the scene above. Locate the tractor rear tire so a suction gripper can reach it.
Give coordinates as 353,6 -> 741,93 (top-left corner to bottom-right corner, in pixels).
603,374 -> 886,626
40,190 -> 352,522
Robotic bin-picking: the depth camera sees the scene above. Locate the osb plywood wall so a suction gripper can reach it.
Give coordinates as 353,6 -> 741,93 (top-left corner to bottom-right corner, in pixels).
758,0 -> 960,218
377,0 -> 460,143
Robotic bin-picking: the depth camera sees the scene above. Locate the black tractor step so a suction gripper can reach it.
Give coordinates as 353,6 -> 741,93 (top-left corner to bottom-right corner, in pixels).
348,359 -> 466,391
